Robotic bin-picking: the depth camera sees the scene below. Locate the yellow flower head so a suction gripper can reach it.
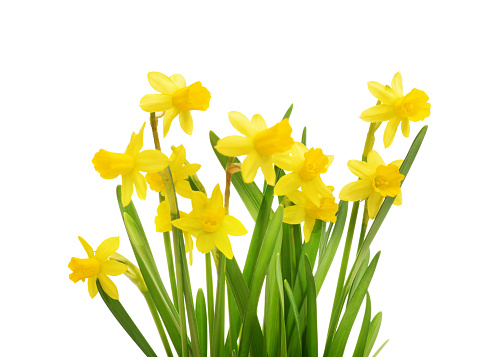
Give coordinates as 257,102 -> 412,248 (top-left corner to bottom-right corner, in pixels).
283,190 -> 338,242
215,111 -> 294,186
360,72 -> 431,148
92,123 -> 169,206
139,72 -> 211,137
155,201 -> 194,265
171,184 -> 247,259
68,236 -> 127,300
274,142 -> 333,202
146,145 -> 201,199
339,150 -> 404,219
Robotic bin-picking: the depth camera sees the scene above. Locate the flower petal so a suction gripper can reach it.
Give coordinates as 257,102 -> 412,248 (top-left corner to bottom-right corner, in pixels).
121,174 -> 134,206
175,180 -> 194,198
95,236 -> 120,261
163,108 -> 180,137
78,236 -> 94,258
367,191 -> 384,219
260,158 -> 276,186
215,136 -> 253,157
274,172 -> 302,196
155,201 -> 172,232
390,159 -> 404,168
132,171 -> 147,200
339,180 -> 372,201
367,151 -> 385,169
176,163 -> 201,180
228,111 -> 255,137
191,191 -> 207,212
148,72 -> 177,94
272,152 -> 299,172
401,118 -> 410,137
98,273 -> 119,300
140,94 -> 174,113
125,123 -> 145,155
393,192 -> 402,206
360,105 -> 397,123
209,184 -> 224,211
391,72 -> 403,97
170,74 -> 186,90
172,216 -> 202,233
283,205 -> 306,225
241,152 -> 262,183
101,260 -> 127,276
184,233 -> 193,265
88,277 -> 98,298
213,230 -> 234,259
179,110 -> 193,135
171,145 -> 186,170
347,160 -> 375,179
251,114 -> 267,131
383,117 -> 401,148
196,231 -> 215,254
286,190 -> 307,207
135,150 -> 169,173
303,217 -> 316,243
367,81 -> 397,104
223,215 -> 247,236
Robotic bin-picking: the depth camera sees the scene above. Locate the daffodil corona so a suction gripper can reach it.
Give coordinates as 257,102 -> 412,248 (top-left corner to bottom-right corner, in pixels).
92,123 -> 169,206
215,111 -> 294,186
140,72 -> 211,137
68,236 -> 127,300
171,184 -> 247,259
360,72 -> 430,148
339,150 -> 404,219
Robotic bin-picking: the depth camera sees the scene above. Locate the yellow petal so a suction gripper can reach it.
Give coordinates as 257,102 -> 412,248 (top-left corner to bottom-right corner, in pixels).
121,174 -> 134,206
148,72 -> 177,94
222,215 -> 247,236
132,171 -> 147,200
125,123 -> 145,156
98,273 -> 119,300
95,236 -> 120,261
163,108 -> 180,137
274,172 -> 302,196
401,118 -> 410,137
393,192 -> 402,206
170,74 -> 186,90
179,111 -> 193,135
251,114 -> 267,131
260,158 -> 276,186
367,81 -> 397,104
140,94 -> 174,113
347,160 -> 375,180
184,233 -> 193,266
176,163 -> 201,180
196,231 -> 215,254
339,180 -> 372,201
272,152 -> 299,172
310,176 -> 333,198
286,190 -> 307,207
390,159 -> 404,168
171,145 -> 187,169
212,231 -> 234,259
367,151 -> 385,169
215,136 -> 253,157
172,216 -> 202,233
391,72 -> 403,97
367,191 -> 384,220
175,180 -> 194,199
383,117 -> 401,148
291,142 -> 308,161
88,277 -> 98,298
283,205 -> 305,225
78,236 -> 94,258
241,152 -> 262,183
135,150 -> 169,173
360,104 -> 397,123
155,201 -> 172,232
101,260 -> 128,276
209,184 -> 224,211
228,111 -> 255,137
191,191 -> 207,212
303,217 -> 316,243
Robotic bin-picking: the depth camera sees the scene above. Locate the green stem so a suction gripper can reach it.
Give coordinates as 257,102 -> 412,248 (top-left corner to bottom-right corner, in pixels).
212,254 -> 226,357
143,290 -> 174,357
163,229 -> 179,310
206,253 -> 215,344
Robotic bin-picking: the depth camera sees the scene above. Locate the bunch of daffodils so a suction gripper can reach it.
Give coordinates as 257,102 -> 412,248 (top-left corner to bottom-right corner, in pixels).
70,71 -> 430,357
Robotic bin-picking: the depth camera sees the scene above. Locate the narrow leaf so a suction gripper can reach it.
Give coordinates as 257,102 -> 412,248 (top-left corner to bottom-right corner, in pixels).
304,256 -> 318,357
196,289 -> 208,357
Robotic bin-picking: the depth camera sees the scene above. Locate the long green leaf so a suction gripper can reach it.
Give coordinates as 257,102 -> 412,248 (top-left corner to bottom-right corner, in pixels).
304,256 -> 318,357
352,293 -> 371,357
370,339 -> 389,357
284,280 -> 302,356
97,281 -> 158,357
363,312 -> 383,357
275,256 -> 288,357
212,255 -> 226,357
264,256 -> 280,357
196,289 -> 208,357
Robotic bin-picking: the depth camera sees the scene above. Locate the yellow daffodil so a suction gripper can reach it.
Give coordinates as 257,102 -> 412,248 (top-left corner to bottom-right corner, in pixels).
339,150 -> 404,219
92,123 -> 169,207
146,145 -> 201,199
274,142 -> 333,202
360,72 -> 431,148
283,190 -> 338,242
140,72 -> 211,137
155,201 -> 194,265
215,111 -> 294,186
171,184 -> 247,259
69,236 -> 127,300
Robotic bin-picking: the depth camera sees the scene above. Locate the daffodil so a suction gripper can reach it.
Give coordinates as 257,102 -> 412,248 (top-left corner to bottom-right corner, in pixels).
215,111 -> 294,186
155,201 -> 194,265
339,150 -> 404,219
140,72 -> 211,137
274,142 -> 333,202
171,184 -> 247,259
146,145 -> 201,199
360,72 -> 431,148
92,123 -> 169,206
283,190 -> 338,242
68,236 -> 127,300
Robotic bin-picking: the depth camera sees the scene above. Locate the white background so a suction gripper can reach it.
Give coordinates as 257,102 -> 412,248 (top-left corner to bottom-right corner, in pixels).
1,1 -> 482,356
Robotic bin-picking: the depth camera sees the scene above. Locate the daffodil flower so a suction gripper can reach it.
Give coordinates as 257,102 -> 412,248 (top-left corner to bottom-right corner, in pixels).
215,111 -> 294,186
155,201 -> 194,265
146,145 -> 201,199
283,190 -> 338,242
360,72 -> 431,148
339,150 -> 404,219
68,236 -> 127,300
140,72 -> 211,137
274,142 -> 333,202
92,123 -> 169,206
171,184 -> 247,259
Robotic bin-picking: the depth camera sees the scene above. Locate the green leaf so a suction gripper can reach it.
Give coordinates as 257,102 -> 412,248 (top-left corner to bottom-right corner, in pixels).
370,339 -> 389,357
304,256 -> 318,357
284,280 -> 302,357
363,312 -> 383,357
283,103 -> 294,119
275,256 -> 288,357
97,280 -> 158,357
212,255 -> 226,357
264,256 -> 280,357
352,293 -> 371,357
196,289 -> 208,357
301,126 -> 307,146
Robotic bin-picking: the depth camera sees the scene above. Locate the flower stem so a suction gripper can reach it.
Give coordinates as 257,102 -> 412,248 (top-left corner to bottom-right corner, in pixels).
205,252 -> 215,345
